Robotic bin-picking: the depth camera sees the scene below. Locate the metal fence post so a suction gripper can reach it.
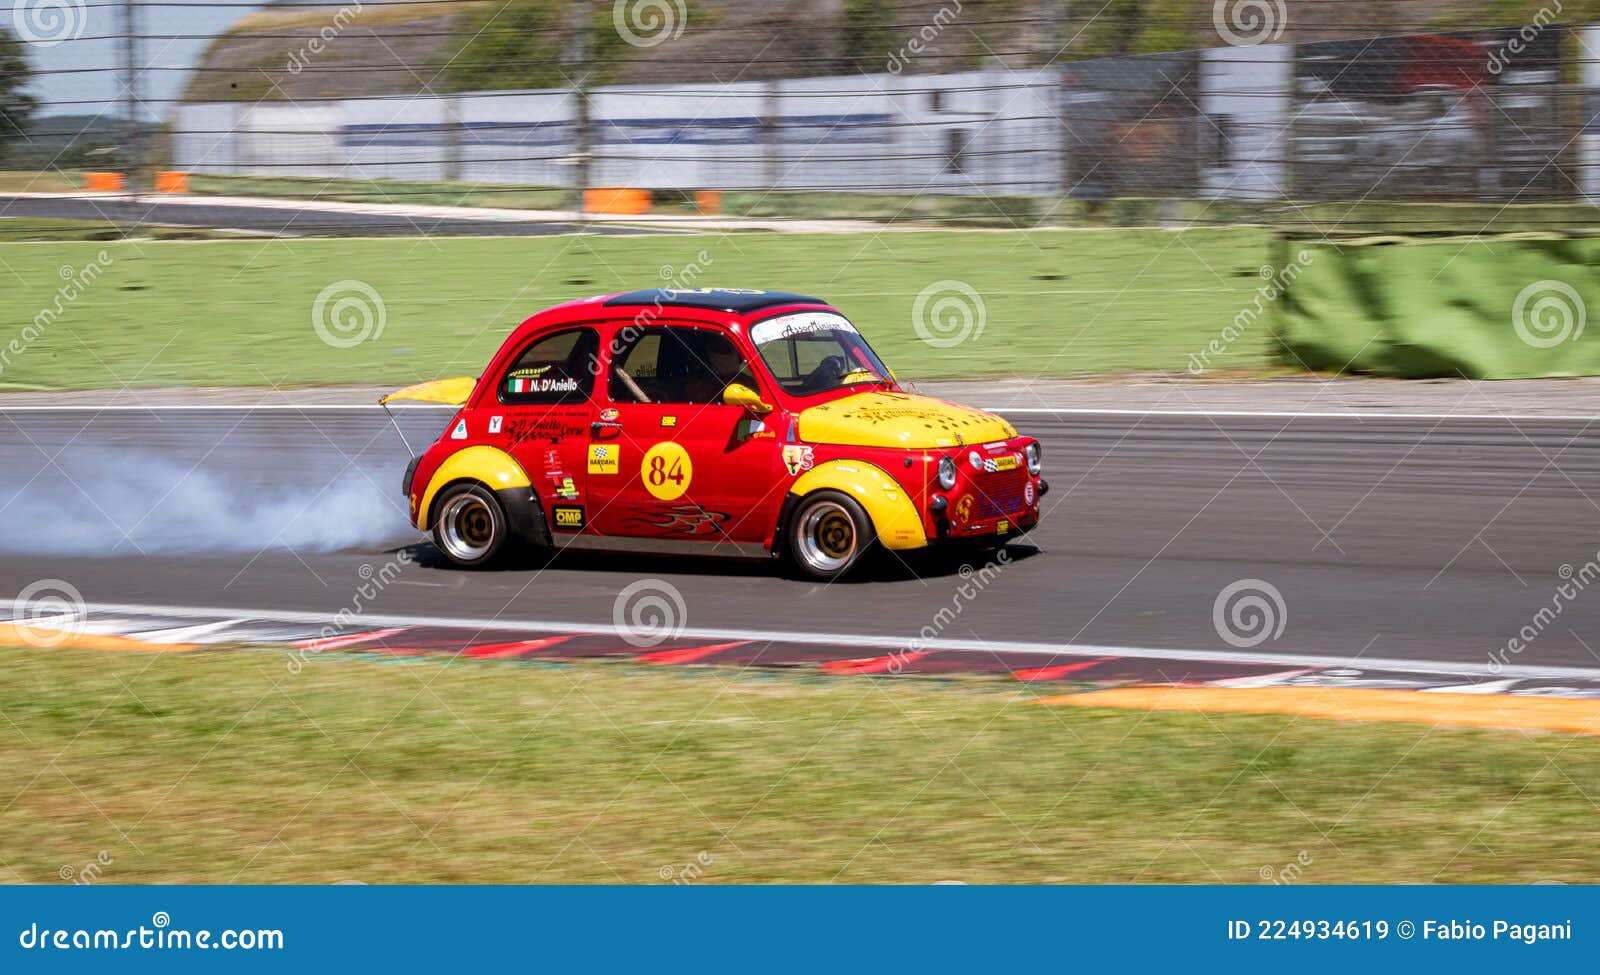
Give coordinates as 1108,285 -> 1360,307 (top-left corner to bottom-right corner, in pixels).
569,0 -> 591,224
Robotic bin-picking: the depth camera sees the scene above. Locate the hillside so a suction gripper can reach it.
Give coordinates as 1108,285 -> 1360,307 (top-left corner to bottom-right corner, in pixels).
177,0 -> 1599,104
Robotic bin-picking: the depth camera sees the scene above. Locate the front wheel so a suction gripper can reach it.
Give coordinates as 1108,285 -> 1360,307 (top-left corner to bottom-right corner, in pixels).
787,490 -> 876,581
431,483 -> 510,568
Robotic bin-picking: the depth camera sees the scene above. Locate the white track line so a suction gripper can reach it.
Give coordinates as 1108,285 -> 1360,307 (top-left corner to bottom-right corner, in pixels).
0,403 -> 1594,421
3,598 -> 1594,682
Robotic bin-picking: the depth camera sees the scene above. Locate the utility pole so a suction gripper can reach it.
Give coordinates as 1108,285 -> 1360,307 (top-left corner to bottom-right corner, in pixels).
1051,0 -> 1070,225
568,0 -> 591,227
120,0 -> 142,222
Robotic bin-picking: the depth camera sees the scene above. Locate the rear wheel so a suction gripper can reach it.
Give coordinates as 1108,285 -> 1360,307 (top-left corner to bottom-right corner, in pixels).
431,483 -> 509,568
787,490 -> 876,581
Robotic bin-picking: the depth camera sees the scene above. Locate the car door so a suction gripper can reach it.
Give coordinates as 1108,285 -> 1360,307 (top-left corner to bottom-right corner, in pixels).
480,326 -> 600,537
585,322 -> 782,546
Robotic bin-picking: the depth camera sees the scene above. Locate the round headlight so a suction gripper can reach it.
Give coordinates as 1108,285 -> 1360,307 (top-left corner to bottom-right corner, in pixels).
937,456 -> 958,490
968,450 -> 982,470
1025,442 -> 1042,475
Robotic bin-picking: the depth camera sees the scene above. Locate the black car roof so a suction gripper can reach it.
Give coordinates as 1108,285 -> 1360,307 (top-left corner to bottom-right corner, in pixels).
602,288 -> 828,314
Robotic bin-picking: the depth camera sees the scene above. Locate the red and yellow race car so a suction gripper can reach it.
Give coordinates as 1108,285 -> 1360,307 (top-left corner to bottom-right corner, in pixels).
385,288 -> 1045,580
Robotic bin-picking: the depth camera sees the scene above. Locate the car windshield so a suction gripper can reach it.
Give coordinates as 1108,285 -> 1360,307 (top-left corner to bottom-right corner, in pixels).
750,312 -> 893,397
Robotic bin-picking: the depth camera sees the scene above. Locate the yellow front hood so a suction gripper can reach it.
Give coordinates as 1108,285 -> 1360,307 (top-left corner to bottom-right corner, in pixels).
796,391 -> 1016,449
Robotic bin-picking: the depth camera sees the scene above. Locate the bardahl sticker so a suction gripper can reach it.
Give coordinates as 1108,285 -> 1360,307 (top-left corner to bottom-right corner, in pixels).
587,444 -> 620,475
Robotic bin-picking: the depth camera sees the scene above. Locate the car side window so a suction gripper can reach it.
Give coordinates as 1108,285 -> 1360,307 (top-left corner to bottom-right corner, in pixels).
608,326 -> 754,405
499,328 -> 599,406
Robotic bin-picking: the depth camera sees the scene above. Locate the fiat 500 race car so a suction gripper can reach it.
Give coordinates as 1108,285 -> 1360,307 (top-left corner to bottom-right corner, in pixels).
385,288 -> 1046,580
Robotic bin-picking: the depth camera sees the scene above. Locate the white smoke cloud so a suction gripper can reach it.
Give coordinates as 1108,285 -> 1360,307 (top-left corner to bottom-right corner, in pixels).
0,447 -> 413,555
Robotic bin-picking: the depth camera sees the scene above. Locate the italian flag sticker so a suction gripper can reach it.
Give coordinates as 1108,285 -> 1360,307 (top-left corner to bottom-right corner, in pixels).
507,377 -> 533,393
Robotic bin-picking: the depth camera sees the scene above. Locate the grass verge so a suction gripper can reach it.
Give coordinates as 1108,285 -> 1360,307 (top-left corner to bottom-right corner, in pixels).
0,229 -> 1272,389
2,647 -> 1598,883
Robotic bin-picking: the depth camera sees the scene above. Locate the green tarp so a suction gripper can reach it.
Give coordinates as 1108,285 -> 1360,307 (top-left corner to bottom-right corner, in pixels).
1274,234 -> 1600,379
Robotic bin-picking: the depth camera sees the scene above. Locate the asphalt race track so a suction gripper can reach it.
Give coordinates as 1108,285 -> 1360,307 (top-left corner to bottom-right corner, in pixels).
0,195 -> 666,237
2,406 -> 1599,671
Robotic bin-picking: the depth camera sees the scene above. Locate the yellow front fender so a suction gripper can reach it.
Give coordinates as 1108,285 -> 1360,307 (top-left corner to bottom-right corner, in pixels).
417,445 -> 532,529
789,460 -> 928,551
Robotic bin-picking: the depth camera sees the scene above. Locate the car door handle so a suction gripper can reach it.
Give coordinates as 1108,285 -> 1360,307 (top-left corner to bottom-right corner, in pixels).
591,420 -> 623,434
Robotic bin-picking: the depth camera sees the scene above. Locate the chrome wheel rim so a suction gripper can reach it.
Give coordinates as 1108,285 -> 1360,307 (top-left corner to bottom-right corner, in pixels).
439,493 -> 495,561
798,501 -> 856,573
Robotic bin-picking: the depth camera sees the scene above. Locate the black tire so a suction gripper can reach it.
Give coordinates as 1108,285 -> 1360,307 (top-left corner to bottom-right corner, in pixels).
786,490 -> 876,581
430,482 -> 510,568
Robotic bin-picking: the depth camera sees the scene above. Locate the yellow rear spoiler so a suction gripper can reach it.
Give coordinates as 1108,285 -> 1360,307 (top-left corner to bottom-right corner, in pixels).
378,376 -> 476,406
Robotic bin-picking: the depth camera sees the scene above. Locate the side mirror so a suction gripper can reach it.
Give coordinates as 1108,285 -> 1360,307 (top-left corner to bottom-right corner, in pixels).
723,383 -> 772,415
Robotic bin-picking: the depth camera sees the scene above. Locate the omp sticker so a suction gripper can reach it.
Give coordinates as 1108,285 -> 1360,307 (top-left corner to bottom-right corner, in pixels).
749,312 -> 857,345
642,442 -> 693,501
587,444 -> 620,475
553,505 -> 585,530
488,415 -> 503,434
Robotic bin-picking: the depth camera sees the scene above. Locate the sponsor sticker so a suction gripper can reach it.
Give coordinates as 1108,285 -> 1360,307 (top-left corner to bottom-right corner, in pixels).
1024,481 -> 1035,505
781,444 -> 815,476
996,519 -> 1010,534
450,418 -> 467,440
600,407 -> 620,422
954,494 -> 975,523
983,454 -> 1020,473
661,415 -> 677,428
749,312 -> 858,346
556,477 -> 579,500
553,505 -> 585,530
587,444 -> 619,475
642,442 -> 693,501
488,415 -> 503,434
